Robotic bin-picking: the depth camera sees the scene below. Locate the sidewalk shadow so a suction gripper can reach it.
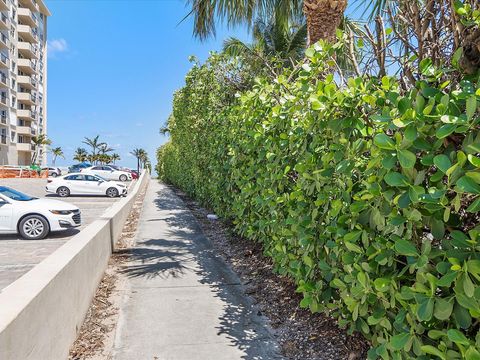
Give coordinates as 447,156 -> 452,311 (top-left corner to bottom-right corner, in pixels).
118,184 -> 282,360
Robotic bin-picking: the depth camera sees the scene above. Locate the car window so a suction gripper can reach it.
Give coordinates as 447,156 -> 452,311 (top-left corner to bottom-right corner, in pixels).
92,166 -> 102,171
103,166 -> 112,171
84,175 -> 100,181
0,186 -> 36,201
65,175 -> 84,181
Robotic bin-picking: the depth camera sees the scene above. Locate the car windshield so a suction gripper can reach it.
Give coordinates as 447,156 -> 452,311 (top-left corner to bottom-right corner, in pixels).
0,186 -> 37,201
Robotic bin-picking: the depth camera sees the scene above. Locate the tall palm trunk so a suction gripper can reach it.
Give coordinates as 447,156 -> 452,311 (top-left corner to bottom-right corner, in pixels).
303,0 -> 347,45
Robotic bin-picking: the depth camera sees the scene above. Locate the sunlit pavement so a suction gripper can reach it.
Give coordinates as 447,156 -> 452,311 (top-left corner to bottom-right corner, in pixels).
112,179 -> 281,360
0,178 -> 133,291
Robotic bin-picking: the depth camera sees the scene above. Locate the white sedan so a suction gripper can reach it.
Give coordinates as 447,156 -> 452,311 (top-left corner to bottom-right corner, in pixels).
81,165 -> 132,182
0,186 -> 81,240
46,173 -> 128,198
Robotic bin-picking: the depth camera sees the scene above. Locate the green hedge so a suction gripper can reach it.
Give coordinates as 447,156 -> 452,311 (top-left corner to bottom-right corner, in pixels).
157,44 -> 480,359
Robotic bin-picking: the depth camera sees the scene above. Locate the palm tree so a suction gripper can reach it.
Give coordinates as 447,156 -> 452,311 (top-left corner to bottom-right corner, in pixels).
223,15 -> 307,70
82,135 -> 105,164
73,148 -> 88,163
131,148 -> 147,173
111,153 -> 121,164
185,0 -> 346,46
98,143 -> 114,155
31,134 -> 51,165
98,153 -> 112,165
51,147 -> 64,166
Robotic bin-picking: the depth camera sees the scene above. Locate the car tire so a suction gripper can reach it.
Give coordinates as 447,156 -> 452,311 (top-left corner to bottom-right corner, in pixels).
51,172 -> 58,178
106,187 -> 119,198
119,174 -> 127,182
19,215 -> 50,240
57,186 -> 70,197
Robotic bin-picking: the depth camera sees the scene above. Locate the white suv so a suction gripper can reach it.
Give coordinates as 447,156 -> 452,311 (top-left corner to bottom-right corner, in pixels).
82,165 -> 132,181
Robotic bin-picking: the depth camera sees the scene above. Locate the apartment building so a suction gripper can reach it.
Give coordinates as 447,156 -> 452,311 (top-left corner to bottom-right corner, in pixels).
0,0 -> 49,166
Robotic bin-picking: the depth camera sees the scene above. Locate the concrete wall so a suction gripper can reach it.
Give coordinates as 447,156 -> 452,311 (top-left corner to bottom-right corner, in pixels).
0,171 -> 150,360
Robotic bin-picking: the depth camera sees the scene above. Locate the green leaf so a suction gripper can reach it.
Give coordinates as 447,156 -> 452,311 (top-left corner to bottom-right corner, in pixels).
447,329 -> 470,345
421,345 -> 446,360
436,124 -> 456,139
344,241 -> 363,254
431,218 -> 445,239
468,154 -> 480,167
466,347 -> 480,360
374,278 -> 390,292
390,333 -> 410,351
433,155 -> 452,173
457,176 -> 480,194
434,298 -> 453,320
437,271 -> 457,287
467,95 -> 477,121
394,238 -> 418,256
384,172 -> 409,187
464,274 -> 475,298
398,149 -> 416,169
417,297 -> 434,321
344,231 -> 362,242
374,133 -> 396,150
467,198 -> 480,212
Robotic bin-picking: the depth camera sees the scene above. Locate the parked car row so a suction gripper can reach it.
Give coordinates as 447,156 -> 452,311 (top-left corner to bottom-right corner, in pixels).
0,186 -> 81,240
0,165 -> 139,240
46,173 -> 128,198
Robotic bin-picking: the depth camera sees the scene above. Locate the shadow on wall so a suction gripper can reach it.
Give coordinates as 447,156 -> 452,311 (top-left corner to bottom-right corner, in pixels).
118,186 -> 282,360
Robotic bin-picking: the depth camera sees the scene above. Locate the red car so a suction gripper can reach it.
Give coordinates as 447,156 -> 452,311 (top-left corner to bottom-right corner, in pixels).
108,165 -> 139,179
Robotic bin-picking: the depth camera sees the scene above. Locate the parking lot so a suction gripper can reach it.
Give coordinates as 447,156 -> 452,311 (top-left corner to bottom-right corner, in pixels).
0,178 -> 133,291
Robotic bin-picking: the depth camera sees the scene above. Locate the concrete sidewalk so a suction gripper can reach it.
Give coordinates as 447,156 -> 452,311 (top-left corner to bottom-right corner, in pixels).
112,180 -> 281,360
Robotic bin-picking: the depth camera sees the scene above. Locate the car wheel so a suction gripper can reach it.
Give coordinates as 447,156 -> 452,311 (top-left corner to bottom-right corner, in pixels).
57,186 -> 70,197
19,215 -> 50,240
119,174 -> 127,182
51,172 -> 58,178
106,187 -> 119,198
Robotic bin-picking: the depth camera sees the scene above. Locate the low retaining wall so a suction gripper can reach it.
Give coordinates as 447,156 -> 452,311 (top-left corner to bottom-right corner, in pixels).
0,170 -> 150,360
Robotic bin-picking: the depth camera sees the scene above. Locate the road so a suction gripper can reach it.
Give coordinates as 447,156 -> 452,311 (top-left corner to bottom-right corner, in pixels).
0,178 -> 132,291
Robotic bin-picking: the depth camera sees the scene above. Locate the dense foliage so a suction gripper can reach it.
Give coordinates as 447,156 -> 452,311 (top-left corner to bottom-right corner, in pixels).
157,5 -> 480,357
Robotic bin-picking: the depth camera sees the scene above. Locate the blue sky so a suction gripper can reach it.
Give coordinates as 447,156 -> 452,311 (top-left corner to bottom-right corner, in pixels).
45,0 -> 249,169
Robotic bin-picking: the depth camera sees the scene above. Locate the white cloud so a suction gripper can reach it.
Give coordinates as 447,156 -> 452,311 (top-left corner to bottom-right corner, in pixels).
47,38 -> 68,57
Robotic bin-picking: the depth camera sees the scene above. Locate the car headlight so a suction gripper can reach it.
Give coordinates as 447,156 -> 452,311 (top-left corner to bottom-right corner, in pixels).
50,210 -> 74,215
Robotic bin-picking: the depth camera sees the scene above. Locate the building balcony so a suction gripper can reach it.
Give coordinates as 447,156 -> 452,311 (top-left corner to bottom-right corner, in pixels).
17,7 -> 37,27
18,42 -> 38,59
17,142 -> 33,152
0,53 -> 8,69
18,92 -> 36,105
0,72 -> 8,88
0,33 -> 8,49
17,58 -> 36,74
0,13 -> 9,30
17,109 -> 36,121
17,25 -> 37,43
16,125 -> 32,135
0,0 -> 9,11
0,93 -> 8,107
18,0 -> 39,13
18,75 -> 37,89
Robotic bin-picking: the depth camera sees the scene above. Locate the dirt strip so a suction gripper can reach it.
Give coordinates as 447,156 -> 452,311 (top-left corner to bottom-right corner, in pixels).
170,186 -> 370,360
68,185 -> 148,360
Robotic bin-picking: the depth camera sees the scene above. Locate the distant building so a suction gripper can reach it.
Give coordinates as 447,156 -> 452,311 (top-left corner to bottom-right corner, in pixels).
0,0 -> 50,166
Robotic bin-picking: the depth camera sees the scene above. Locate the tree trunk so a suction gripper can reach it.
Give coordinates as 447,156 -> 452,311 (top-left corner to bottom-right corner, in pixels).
303,0 -> 348,46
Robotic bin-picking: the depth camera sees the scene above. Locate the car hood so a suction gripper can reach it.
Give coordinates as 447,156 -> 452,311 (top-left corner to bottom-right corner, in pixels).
19,198 -> 79,211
